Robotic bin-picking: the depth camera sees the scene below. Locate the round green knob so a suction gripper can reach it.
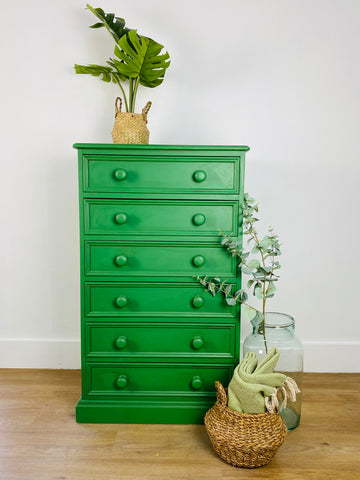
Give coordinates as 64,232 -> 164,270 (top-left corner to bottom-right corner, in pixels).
115,336 -> 128,350
193,214 -> 206,226
193,170 -> 207,183
114,169 -> 127,181
192,336 -> 204,350
115,255 -> 128,266
114,213 -> 128,225
115,296 -> 128,308
115,375 -> 128,389
192,296 -> 204,308
191,376 -> 203,390
193,255 -> 205,267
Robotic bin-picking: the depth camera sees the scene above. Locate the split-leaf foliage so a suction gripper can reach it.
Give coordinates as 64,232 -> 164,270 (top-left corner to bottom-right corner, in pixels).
74,4 -> 170,112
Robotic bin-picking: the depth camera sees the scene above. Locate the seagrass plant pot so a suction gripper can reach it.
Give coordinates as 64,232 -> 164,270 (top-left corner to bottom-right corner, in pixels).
204,382 -> 287,468
112,97 -> 152,144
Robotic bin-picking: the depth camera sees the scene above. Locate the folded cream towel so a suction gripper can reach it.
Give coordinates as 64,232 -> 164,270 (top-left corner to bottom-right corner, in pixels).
227,347 -> 287,414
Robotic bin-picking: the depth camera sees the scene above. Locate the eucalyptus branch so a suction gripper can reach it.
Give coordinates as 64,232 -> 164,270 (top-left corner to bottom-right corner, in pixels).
196,194 -> 282,354
195,275 -> 260,313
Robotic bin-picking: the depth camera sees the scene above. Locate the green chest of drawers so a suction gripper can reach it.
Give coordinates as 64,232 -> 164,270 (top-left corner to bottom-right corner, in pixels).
74,144 -> 248,424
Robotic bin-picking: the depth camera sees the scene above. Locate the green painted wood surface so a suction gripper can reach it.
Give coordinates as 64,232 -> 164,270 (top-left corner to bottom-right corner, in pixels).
85,282 -> 237,318
83,156 -> 240,194
84,241 -> 236,278
85,323 -> 236,361
84,199 -> 238,236
74,144 -> 247,424
86,363 -> 233,398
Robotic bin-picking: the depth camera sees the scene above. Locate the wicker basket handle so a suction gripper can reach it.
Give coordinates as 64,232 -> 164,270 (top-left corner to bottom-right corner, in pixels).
115,97 -> 122,117
215,381 -> 227,408
142,101 -> 152,121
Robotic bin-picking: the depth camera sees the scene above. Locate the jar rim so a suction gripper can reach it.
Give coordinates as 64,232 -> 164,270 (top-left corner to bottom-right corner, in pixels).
263,312 -> 295,328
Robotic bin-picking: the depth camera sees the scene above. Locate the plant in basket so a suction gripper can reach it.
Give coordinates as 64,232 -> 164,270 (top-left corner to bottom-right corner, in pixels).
74,4 -> 170,143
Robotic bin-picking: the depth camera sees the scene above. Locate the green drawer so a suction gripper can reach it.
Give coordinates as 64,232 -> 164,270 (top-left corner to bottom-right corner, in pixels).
86,363 -> 232,397
85,282 -> 236,318
84,241 -> 236,278
85,323 -> 236,361
84,199 -> 238,236
83,155 -> 240,194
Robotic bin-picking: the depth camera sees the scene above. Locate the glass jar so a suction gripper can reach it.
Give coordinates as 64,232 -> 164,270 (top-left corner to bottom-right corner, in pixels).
243,312 -> 303,431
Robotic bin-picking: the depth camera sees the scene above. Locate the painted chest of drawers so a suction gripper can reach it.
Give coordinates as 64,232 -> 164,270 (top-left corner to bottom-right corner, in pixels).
74,144 -> 248,423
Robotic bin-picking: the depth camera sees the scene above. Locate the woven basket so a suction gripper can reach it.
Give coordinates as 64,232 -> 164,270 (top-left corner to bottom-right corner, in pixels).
204,382 -> 287,468
112,97 -> 151,144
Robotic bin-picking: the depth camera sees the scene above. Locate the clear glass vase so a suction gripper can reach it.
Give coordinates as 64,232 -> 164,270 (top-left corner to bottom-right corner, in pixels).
243,312 -> 303,431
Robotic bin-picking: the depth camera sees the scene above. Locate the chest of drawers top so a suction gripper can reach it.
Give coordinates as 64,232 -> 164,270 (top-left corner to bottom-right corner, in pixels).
74,144 -> 249,199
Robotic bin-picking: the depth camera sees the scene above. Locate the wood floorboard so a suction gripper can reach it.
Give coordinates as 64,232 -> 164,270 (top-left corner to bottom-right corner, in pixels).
0,370 -> 359,479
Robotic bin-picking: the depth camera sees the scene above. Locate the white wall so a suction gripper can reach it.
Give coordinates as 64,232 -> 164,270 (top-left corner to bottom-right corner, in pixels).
1,0 -> 359,371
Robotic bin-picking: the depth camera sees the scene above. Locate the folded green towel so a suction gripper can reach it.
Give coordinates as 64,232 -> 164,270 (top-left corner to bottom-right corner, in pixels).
227,347 -> 287,414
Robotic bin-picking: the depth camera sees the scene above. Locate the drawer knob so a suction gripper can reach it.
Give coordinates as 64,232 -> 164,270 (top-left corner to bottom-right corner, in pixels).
115,255 -> 128,266
115,375 -> 128,389
191,376 -> 203,390
192,336 -> 204,350
193,214 -> 206,226
193,170 -> 207,183
192,255 -> 205,267
192,296 -> 204,308
115,336 -> 128,350
114,213 -> 128,225
114,168 -> 127,181
115,296 -> 128,308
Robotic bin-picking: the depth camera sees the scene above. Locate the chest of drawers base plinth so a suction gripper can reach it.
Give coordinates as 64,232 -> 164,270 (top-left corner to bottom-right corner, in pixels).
74,144 -> 248,424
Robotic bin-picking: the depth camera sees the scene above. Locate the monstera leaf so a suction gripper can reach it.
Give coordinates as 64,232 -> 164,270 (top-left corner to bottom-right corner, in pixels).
74,64 -> 124,83
113,30 -> 170,88
86,4 -> 130,43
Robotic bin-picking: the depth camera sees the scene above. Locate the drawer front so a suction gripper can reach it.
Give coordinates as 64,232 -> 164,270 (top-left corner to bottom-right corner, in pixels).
85,283 -> 237,318
86,323 -> 236,360
85,241 -> 236,278
86,363 -> 232,397
84,199 -> 238,236
83,156 -> 240,194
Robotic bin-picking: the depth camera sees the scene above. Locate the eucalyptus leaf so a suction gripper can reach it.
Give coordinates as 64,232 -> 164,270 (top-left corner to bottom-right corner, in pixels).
248,259 -> 260,270
266,283 -> 276,297
250,311 -> 264,329
259,236 -> 272,249
254,284 -> 264,299
247,279 -> 255,289
242,305 -> 258,321
226,297 -> 237,306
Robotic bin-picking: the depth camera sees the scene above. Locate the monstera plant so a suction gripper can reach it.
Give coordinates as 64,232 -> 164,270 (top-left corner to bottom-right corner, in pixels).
74,4 -> 170,112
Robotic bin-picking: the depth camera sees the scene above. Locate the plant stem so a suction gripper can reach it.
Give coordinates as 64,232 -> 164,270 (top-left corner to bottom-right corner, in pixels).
114,77 -> 129,112
247,224 -> 268,352
131,77 -> 140,112
262,294 -> 268,354
129,77 -> 134,112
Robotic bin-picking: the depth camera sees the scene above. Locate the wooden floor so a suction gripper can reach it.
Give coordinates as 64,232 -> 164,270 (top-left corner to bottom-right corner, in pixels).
0,371 -> 359,480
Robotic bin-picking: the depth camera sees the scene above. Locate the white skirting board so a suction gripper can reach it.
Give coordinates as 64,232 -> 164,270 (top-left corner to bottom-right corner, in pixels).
0,338 -> 359,372
0,338 -> 81,369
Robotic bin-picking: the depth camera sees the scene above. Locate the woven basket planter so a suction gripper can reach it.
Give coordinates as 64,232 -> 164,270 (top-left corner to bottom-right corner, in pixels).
112,97 -> 151,144
204,382 -> 287,468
